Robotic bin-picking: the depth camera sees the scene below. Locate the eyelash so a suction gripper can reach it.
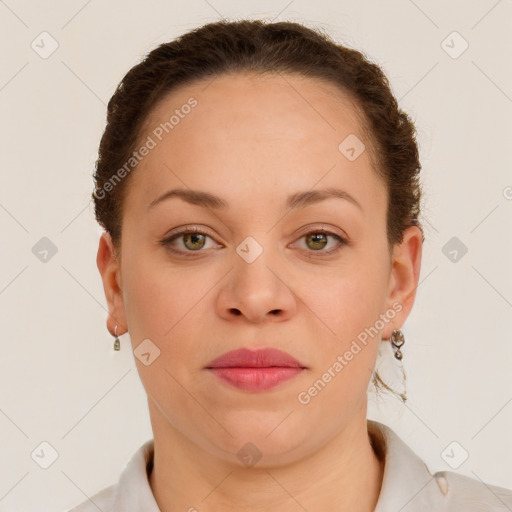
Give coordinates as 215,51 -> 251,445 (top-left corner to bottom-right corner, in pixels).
160,226 -> 347,258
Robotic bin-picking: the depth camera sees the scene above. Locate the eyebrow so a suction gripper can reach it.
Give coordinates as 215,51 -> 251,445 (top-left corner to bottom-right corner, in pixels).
147,187 -> 362,212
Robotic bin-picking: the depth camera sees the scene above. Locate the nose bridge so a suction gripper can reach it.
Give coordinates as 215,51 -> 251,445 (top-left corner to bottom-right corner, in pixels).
233,231 -> 280,292
219,230 -> 295,322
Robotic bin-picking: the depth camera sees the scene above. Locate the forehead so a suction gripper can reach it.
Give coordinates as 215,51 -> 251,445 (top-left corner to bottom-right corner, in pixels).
126,71 -> 384,219
141,71 -> 366,143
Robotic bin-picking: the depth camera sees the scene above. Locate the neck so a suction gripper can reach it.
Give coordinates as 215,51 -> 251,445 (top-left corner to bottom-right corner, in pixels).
148,400 -> 385,512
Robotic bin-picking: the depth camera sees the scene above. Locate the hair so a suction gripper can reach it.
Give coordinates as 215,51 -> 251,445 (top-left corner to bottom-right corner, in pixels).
92,19 -> 424,402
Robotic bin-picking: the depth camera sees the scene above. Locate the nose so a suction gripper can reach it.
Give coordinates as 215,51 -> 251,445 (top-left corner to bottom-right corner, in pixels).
215,249 -> 297,324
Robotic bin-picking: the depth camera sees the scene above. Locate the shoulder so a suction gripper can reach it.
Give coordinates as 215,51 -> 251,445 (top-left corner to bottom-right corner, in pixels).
434,469 -> 512,511
66,483 -> 116,512
368,420 -> 512,512
64,439 -> 157,512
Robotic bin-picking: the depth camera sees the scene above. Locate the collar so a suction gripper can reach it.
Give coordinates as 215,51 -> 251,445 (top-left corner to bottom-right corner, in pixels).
111,438 -> 160,511
368,419 -> 447,511
111,420 -> 446,511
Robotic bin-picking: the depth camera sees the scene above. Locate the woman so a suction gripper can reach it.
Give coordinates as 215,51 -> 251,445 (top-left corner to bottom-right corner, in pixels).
69,19 -> 512,512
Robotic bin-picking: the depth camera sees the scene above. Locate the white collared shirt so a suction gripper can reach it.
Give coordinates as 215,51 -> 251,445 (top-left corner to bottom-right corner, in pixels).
67,420 -> 512,511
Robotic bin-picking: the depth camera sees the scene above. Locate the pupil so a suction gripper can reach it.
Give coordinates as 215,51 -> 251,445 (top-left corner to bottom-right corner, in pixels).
186,233 -> 204,249
309,233 -> 326,249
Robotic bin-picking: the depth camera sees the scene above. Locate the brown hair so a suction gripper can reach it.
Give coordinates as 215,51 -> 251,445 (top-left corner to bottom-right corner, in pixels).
92,19 -> 423,402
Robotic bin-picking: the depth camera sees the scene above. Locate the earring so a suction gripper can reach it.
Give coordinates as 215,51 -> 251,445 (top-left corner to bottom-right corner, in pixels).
390,329 -> 405,360
113,324 -> 120,351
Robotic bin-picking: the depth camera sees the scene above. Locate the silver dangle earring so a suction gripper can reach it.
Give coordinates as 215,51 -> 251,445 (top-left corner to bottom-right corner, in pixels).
113,324 -> 120,351
390,329 -> 405,360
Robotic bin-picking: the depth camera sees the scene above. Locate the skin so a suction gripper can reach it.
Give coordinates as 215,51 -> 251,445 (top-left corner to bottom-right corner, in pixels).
97,71 -> 422,512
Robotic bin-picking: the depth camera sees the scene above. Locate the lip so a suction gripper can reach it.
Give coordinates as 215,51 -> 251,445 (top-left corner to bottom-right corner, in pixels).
206,348 -> 306,369
205,348 -> 307,392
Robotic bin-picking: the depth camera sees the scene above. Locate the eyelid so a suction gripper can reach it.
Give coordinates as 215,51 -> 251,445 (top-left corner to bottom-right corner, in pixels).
294,223 -> 347,240
165,224 -> 215,237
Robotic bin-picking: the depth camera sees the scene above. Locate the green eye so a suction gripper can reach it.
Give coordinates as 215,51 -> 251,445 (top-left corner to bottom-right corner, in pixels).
295,229 -> 346,255
161,227 -> 347,257
181,232 -> 207,250
161,227 -> 217,256
305,232 -> 329,250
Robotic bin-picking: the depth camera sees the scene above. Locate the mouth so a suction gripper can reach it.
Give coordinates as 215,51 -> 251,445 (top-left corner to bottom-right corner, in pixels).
205,348 -> 307,392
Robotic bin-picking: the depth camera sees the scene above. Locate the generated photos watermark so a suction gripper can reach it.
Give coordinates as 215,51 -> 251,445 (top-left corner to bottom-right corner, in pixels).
93,97 -> 198,200
297,301 -> 403,405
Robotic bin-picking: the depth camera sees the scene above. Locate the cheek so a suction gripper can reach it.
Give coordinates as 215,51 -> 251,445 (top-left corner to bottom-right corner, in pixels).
298,254 -> 389,393
122,270 -> 170,341
121,245 -> 182,342
121,246 -> 217,360
120,250 -> 209,401
304,260 -> 389,342
297,272 -> 385,419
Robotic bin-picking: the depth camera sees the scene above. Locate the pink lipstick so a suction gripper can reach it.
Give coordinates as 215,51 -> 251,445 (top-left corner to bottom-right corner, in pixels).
205,348 -> 307,392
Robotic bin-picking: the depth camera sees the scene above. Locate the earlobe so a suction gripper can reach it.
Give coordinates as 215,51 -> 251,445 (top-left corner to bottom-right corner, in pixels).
382,226 -> 423,339
96,231 -> 127,336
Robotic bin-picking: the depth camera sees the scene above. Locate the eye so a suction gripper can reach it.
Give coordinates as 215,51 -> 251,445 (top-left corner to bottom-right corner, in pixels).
291,228 -> 347,256
160,226 -> 220,256
160,226 -> 348,257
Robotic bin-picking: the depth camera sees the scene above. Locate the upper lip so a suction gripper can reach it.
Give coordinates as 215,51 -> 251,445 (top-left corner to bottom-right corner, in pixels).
206,348 -> 307,369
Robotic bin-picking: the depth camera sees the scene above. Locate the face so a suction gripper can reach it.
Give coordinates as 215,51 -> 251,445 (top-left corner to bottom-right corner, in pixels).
97,72 -> 422,465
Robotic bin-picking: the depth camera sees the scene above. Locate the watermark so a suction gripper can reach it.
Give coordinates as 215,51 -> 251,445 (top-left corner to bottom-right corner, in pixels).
237,441 -> 263,467
297,301 -> 403,405
503,186 -> 512,200
93,97 -> 198,200
151,97 -> 198,141
31,31 -> 59,59
440,31 -> 469,60
31,441 -> 59,469
442,236 -> 468,263
441,441 -> 469,469
134,338 -> 161,366
32,236 -> 58,263
338,133 -> 365,161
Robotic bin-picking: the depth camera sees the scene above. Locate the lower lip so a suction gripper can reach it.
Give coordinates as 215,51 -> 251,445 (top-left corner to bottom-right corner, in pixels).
207,367 -> 304,391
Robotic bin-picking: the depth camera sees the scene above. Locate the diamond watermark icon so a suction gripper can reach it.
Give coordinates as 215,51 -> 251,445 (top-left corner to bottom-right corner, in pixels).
31,31 -> 59,59
236,236 -> 263,264
134,338 -> 161,366
31,441 -> 59,469
441,31 -> 469,59
32,237 -> 58,263
441,441 -> 469,469
237,442 -> 263,467
442,236 -> 468,263
338,134 -> 365,161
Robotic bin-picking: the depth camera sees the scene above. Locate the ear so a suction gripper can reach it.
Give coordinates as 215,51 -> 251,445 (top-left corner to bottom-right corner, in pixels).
96,231 -> 127,336
381,225 -> 423,340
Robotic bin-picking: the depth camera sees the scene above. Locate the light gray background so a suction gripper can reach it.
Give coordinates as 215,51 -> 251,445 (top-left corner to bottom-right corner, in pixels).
1,1 -> 511,511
